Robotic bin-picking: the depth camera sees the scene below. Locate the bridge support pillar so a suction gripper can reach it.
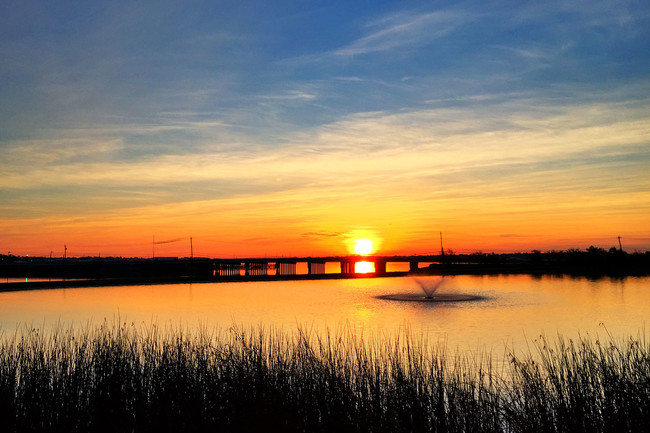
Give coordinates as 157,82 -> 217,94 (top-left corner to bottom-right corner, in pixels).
246,262 -> 268,276
215,262 -> 242,277
340,261 -> 354,274
277,262 -> 297,276
308,261 -> 325,275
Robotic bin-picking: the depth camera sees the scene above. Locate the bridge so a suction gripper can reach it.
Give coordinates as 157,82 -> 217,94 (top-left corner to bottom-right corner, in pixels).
212,255 -> 444,278
0,255 -> 447,285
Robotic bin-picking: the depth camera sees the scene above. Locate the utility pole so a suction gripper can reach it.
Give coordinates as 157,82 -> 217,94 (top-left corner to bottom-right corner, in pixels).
190,237 -> 194,278
440,232 -> 445,258
64,245 -> 67,260
618,236 -> 623,252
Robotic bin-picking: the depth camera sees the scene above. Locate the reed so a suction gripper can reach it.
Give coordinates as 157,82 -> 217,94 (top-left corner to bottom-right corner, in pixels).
0,323 -> 647,432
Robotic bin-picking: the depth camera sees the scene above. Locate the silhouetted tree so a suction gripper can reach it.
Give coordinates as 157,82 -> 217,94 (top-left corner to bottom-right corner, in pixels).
586,246 -> 606,255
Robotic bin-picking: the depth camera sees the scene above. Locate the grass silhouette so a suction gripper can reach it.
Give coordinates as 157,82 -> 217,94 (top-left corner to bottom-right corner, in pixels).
0,322 -> 648,432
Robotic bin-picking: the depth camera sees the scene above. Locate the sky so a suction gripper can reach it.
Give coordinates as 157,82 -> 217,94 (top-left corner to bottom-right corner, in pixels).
1,0 -> 649,258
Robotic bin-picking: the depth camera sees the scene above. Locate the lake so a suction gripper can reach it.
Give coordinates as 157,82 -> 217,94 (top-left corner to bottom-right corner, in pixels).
0,274 -> 647,357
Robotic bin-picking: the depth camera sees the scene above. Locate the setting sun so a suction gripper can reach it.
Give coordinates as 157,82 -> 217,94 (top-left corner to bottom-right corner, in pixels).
353,239 -> 374,255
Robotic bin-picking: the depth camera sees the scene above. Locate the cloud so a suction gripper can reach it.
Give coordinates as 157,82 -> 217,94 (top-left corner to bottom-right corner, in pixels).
279,6 -> 474,68
2,138 -> 124,168
258,90 -> 318,101
2,93 -> 648,226
302,231 -> 342,238
334,9 -> 472,56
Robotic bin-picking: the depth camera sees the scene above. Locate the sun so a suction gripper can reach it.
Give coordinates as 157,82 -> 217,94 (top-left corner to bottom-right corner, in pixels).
353,238 -> 374,255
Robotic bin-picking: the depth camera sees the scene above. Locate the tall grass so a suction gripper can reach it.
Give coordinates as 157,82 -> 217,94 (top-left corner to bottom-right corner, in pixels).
0,322 -> 647,432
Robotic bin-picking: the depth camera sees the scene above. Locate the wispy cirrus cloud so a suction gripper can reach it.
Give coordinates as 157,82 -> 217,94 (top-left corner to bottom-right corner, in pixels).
2,96 -> 648,205
257,90 -> 318,101
280,6 -> 474,67
302,231 -> 342,238
334,9 -> 473,56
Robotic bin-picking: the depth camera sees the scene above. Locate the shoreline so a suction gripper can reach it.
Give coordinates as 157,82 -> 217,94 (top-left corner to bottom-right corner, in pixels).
0,272 -> 412,292
1,263 -> 647,293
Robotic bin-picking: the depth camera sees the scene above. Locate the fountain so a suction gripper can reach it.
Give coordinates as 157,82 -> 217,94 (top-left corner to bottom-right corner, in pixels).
414,277 -> 444,299
377,277 -> 481,302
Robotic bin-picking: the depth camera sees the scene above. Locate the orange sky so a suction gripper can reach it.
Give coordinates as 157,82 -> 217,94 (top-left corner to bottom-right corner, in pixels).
2,142 -> 649,258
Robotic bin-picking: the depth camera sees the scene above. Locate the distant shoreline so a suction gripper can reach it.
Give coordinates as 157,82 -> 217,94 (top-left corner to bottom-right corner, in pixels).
0,272 -> 411,292
2,248 -> 648,292
1,261 -> 647,293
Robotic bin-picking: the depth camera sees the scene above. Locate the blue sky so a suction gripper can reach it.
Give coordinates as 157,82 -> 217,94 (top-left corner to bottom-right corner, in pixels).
1,0 -> 649,256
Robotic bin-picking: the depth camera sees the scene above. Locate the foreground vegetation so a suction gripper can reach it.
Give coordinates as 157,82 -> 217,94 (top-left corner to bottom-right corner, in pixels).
0,323 -> 648,432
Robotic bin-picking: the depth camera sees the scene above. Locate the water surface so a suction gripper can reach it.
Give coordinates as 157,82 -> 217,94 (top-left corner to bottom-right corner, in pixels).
1,275 -> 647,356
